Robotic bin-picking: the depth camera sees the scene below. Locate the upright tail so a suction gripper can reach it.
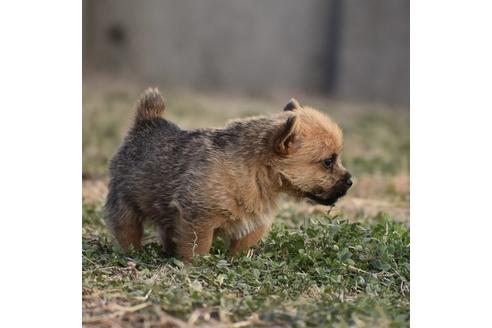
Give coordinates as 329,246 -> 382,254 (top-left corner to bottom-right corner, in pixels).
134,87 -> 166,122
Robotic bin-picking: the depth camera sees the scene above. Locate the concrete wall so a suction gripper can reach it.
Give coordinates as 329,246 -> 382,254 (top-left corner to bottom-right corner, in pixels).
83,0 -> 409,105
337,1 -> 409,104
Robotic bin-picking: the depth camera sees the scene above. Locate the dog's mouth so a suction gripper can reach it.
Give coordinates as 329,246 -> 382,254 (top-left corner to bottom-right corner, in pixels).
304,190 -> 347,206
281,175 -> 351,206
303,183 -> 351,206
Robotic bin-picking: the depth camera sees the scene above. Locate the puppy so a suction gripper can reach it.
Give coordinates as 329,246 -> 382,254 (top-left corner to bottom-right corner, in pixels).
105,88 -> 352,261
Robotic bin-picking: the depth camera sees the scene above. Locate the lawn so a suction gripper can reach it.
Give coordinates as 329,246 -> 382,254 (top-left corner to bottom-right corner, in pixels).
82,79 -> 409,327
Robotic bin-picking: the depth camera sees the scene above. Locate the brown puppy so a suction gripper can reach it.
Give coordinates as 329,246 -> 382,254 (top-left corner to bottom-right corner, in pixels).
105,88 -> 352,261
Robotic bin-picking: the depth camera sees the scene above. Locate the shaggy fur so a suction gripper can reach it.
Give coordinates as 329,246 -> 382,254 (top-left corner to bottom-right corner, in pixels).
105,88 -> 352,261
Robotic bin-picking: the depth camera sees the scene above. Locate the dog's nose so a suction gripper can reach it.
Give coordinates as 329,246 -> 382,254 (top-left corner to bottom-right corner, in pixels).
344,173 -> 353,187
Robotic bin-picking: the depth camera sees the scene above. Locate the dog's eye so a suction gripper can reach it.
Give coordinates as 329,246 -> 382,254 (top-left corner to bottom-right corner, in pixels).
322,157 -> 334,169
322,154 -> 337,169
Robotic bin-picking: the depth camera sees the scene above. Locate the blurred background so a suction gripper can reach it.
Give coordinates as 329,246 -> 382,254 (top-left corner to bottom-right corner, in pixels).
83,0 -> 409,221
83,0 -> 409,104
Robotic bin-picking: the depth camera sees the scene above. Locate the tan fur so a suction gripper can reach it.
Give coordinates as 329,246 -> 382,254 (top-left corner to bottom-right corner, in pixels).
199,106 -> 348,246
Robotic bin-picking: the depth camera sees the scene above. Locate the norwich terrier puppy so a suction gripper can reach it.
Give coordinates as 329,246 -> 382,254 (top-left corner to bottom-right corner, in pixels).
105,88 -> 352,261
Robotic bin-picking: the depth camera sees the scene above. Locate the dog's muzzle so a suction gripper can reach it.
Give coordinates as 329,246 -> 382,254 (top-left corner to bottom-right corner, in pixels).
305,173 -> 353,206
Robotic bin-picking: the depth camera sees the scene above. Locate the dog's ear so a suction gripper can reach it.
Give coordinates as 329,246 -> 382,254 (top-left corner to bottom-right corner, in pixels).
283,98 -> 301,112
274,115 -> 299,156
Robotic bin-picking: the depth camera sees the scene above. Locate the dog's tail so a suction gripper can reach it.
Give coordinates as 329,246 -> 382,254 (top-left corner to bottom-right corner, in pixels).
134,87 -> 166,122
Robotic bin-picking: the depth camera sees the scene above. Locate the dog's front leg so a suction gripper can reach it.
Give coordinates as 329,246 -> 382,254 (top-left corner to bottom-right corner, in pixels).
228,225 -> 268,255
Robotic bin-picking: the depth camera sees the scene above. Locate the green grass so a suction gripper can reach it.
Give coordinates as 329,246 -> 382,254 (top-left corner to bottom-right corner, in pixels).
83,205 -> 409,327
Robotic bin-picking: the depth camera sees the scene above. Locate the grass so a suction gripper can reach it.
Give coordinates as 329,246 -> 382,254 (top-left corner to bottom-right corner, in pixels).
83,205 -> 409,327
82,79 -> 409,326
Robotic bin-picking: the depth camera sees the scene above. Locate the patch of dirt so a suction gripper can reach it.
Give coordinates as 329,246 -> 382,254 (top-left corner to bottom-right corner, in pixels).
83,289 -> 189,328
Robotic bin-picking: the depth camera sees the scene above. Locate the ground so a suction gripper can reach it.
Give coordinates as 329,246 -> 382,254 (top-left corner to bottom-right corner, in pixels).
83,78 -> 409,327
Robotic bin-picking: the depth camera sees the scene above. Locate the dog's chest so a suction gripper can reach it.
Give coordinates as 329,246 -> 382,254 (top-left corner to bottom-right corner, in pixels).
221,195 -> 277,238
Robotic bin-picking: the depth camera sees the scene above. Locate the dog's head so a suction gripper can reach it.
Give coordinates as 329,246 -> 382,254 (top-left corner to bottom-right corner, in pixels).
271,99 -> 352,206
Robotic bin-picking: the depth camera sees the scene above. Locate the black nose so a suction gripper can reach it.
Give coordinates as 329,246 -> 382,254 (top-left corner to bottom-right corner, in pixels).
344,173 -> 353,187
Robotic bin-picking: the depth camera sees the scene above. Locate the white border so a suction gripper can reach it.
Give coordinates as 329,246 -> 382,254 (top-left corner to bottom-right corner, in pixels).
411,1 -> 492,326
0,1 -> 81,327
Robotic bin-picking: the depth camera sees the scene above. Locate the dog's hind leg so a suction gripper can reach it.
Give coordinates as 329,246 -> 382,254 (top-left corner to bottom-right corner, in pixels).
105,199 -> 143,250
